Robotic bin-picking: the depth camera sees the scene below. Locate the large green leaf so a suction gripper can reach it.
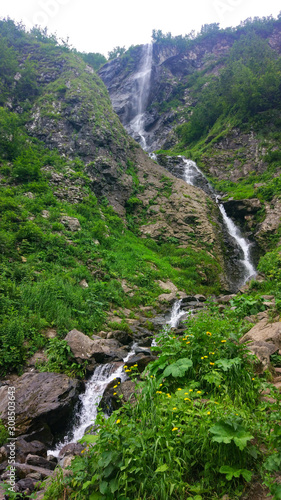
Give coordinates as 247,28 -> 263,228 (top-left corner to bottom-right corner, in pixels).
219,465 -> 252,482
163,358 -> 193,378
209,420 -> 254,450
215,358 -> 240,371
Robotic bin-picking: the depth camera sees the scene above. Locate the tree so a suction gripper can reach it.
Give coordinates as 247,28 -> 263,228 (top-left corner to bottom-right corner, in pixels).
108,46 -> 126,60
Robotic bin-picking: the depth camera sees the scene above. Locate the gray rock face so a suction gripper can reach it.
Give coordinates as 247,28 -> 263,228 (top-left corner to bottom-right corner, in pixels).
65,329 -> 124,368
240,318 -> 281,370
0,372 -> 83,437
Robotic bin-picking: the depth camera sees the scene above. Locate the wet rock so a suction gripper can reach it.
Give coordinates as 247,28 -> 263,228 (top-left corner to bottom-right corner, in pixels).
107,329 -> 133,344
126,353 -> 157,372
16,477 -> 35,493
26,454 -> 57,471
14,438 -> 47,464
58,443 -> 84,458
100,380 -> 137,413
0,372 -> 83,437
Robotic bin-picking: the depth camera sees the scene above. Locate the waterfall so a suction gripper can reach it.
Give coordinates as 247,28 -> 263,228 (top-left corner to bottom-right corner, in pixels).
217,204 -> 256,282
181,156 -> 256,287
167,299 -> 187,328
126,44 -> 153,151
49,348 -> 136,456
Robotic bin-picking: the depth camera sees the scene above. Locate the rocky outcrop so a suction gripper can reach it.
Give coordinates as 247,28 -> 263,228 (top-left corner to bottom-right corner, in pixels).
0,372 -> 83,438
240,318 -> 281,370
256,197 -> 281,248
65,329 -> 128,370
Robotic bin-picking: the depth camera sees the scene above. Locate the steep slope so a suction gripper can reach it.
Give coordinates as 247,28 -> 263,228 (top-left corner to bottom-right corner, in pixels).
0,20 -> 227,377
99,16 -> 281,253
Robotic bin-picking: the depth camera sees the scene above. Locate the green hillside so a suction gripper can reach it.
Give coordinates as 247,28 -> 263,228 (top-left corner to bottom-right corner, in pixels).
1,17 -> 281,500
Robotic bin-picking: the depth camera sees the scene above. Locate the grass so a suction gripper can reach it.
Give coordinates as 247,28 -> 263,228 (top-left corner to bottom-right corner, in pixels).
43,297 -> 281,499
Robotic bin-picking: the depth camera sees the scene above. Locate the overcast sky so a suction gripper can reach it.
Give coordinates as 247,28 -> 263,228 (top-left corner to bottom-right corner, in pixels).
1,0 -> 281,57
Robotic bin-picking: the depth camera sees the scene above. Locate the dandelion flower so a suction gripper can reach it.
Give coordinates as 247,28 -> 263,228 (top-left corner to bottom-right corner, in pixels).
113,392 -> 117,395
210,362 -> 215,366
116,419 -> 121,424
177,388 -> 182,391
172,427 -> 178,431
184,398 -> 191,401
189,389 -> 193,392
207,411 -> 211,415
221,340 -> 226,343
113,385 -> 118,388
197,391 -> 202,394
186,341 -> 190,344
172,407 -> 177,410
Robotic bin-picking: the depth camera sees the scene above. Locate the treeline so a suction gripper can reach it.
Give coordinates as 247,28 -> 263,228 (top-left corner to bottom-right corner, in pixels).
152,13 -> 281,51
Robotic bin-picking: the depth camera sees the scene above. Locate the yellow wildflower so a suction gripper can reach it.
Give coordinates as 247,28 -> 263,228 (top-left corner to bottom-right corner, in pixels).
210,362 -> 215,366
172,427 -> 178,431
197,391 -> 202,394
116,419 -> 121,424
207,411 -> 211,415
184,398 -> 191,401
172,407 -> 177,410
221,340 -> 226,343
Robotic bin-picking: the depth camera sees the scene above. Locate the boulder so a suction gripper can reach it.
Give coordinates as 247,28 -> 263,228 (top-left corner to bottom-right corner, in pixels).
0,372 -> 83,437
240,319 -> 281,370
240,319 -> 281,348
60,216 -> 81,231
58,443 -> 84,458
13,439 -> 47,464
100,380 -> 137,413
245,341 -> 278,370
26,454 -> 57,471
65,329 -> 124,367
107,329 -> 133,344
125,353 -> 157,372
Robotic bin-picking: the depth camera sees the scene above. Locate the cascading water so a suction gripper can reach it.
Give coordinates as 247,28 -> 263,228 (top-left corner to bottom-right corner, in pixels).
181,156 -> 256,288
167,299 -> 187,328
49,348 -> 136,456
126,44 -> 153,151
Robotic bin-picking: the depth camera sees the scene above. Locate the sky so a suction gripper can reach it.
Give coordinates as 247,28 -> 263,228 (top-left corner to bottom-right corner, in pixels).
1,0 -> 281,57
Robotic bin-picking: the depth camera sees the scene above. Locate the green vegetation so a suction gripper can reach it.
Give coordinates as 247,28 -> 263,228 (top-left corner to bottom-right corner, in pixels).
2,15 -> 281,500
44,298 -> 281,499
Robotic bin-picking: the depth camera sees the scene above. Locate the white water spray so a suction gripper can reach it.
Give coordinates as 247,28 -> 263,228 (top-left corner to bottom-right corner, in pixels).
181,156 -> 256,286
49,348 -> 136,456
127,44 -> 153,151
217,203 -> 256,281
167,299 -> 187,328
